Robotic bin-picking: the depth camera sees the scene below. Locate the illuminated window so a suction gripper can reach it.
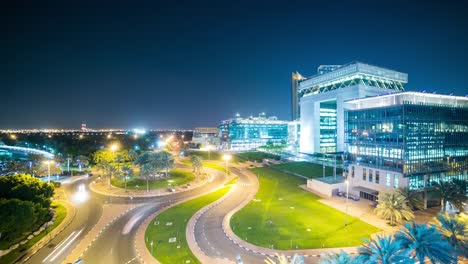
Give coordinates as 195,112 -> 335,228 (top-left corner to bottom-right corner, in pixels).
363,168 -> 366,181
386,173 -> 391,186
376,170 -> 380,184
394,174 -> 399,188
369,169 -> 373,182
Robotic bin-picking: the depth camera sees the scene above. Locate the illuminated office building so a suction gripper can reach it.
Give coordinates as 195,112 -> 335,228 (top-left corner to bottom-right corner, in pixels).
219,113 -> 289,150
296,62 -> 408,154
345,92 -> 468,201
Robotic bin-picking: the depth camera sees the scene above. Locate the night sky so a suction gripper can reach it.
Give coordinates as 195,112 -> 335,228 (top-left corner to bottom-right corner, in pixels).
2,0 -> 468,129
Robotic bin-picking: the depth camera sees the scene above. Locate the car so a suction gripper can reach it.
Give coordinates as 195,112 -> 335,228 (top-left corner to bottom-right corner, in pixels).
168,188 -> 176,193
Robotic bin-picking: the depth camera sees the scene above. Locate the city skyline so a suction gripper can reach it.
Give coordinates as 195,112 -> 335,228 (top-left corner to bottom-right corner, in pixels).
3,0 -> 468,129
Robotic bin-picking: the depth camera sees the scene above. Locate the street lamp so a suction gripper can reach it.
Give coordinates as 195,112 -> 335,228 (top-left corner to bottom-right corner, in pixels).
222,154 -> 232,176
44,160 -> 55,184
345,180 -> 349,226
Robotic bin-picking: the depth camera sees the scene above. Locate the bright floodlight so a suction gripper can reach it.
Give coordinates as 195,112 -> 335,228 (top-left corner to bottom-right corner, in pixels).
222,154 -> 232,161
44,160 -> 55,165
110,144 -> 118,152
345,180 -> 349,184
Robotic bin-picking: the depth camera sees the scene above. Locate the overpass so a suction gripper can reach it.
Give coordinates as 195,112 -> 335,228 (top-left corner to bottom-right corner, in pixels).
0,145 -> 54,159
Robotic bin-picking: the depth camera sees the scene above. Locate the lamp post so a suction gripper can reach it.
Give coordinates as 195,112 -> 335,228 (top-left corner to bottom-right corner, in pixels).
345,180 -> 349,226
222,154 -> 232,176
44,160 -> 54,184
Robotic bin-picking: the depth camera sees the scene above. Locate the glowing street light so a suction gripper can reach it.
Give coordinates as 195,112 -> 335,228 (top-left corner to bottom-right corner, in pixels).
345,180 -> 349,226
44,160 -> 55,184
222,154 -> 232,176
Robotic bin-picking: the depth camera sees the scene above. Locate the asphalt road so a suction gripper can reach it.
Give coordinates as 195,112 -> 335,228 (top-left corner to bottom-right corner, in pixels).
194,166 -> 319,264
80,169 -> 228,263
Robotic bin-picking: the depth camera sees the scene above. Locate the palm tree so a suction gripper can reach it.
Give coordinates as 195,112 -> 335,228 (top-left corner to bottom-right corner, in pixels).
96,160 -> 112,188
128,149 -> 138,163
320,250 -> 355,264
355,234 -> 410,264
27,154 -> 44,168
435,213 -> 468,258
5,160 -> 26,175
433,181 -> 465,213
74,155 -> 89,172
140,163 -> 153,192
190,155 -> 203,176
158,151 -> 174,177
397,187 -> 423,211
395,221 -> 457,264
114,153 -> 126,175
374,192 -> 414,226
264,253 -> 290,264
121,166 -> 134,192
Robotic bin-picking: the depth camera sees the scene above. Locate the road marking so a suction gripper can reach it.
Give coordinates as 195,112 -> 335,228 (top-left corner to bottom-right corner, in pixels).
42,230 -> 77,262
49,228 -> 84,262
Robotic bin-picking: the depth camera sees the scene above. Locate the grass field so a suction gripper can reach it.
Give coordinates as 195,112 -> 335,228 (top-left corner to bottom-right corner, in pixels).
236,151 -> 280,162
181,159 -> 230,174
145,186 -> 231,264
230,167 -> 379,249
0,202 -> 67,264
111,169 -> 194,190
272,161 -> 343,179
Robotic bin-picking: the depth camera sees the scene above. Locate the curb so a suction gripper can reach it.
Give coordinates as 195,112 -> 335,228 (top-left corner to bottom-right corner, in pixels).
134,173 -> 235,264
16,200 -> 77,263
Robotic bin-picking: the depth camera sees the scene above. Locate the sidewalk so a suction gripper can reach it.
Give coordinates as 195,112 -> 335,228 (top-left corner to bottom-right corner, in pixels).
63,204 -> 137,264
89,176 -> 208,198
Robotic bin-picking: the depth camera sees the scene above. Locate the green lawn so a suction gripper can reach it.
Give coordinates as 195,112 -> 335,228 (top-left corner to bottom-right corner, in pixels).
236,151 -> 280,162
231,167 -> 379,249
0,202 -> 67,264
187,150 -> 240,162
111,169 -> 194,190
181,159 -> 230,174
272,161 -> 343,179
145,186 -> 231,264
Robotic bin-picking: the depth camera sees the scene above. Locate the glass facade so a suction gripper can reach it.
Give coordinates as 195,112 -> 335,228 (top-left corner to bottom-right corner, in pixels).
320,102 -> 337,153
219,115 -> 289,150
345,92 -> 468,190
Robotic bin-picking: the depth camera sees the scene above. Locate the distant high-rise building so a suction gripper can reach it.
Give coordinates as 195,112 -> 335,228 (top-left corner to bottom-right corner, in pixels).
81,123 -> 87,131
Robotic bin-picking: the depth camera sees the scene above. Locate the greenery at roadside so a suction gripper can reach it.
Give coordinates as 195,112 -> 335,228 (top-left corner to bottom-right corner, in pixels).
225,177 -> 238,186
0,202 -> 66,264
182,159 -> 230,174
272,161 -> 342,179
231,167 -> 379,249
0,174 -> 55,249
111,169 -> 194,190
236,151 -> 280,162
145,186 -> 231,264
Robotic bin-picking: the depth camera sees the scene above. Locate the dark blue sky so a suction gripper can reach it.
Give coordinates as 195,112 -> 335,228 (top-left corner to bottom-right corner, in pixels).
2,0 -> 468,129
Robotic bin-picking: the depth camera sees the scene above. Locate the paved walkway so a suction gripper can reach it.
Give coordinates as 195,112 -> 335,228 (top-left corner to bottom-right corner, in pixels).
89,176 -> 208,198
63,203 -> 137,264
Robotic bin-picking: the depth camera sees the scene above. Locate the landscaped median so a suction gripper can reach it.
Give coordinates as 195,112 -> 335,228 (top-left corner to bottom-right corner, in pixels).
144,186 -> 231,264
111,168 -> 195,190
230,167 -> 379,249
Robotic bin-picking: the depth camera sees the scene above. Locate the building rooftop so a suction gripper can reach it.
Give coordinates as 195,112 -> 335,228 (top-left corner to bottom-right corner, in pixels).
298,61 -> 408,93
344,91 -> 468,110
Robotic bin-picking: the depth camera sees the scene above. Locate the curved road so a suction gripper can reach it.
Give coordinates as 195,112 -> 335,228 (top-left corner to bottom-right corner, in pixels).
81,169 -> 227,263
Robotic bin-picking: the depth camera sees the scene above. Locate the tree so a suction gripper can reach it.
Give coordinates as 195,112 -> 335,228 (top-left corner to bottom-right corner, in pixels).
435,213 -> 468,258
374,192 -> 414,226
0,174 -> 54,208
74,155 -> 89,172
4,160 -> 26,175
355,234 -> 411,264
96,160 -> 112,187
190,155 -> 203,175
140,163 -> 153,192
432,181 -> 466,213
397,187 -> 423,211
27,154 -> 44,168
0,198 -> 36,241
395,221 -> 457,264
93,149 -> 114,164
114,152 -> 127,175
128,149 -> 138,162
158,151 -> 174,177
319,250 -> 355,264
121,166 -> 134,192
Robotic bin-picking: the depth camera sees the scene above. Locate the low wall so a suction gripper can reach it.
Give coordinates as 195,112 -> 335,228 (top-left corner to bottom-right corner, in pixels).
306,179 -> 344,197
